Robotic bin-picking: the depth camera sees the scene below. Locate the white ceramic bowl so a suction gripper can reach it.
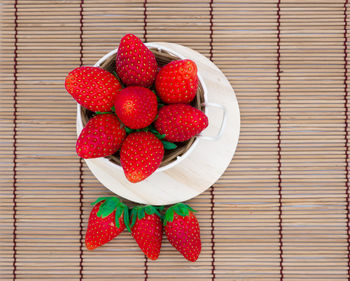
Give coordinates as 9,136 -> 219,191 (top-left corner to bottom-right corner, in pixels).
75,42 -> 239,205
76,43 -> 226,173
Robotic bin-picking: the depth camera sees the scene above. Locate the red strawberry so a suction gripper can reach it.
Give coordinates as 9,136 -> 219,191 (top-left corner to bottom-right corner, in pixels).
76,114 -> 126,159
85,197 -> 130,250
155,104 -> 208,142
65,66 -> 122,112
155,59 -> 198,104
120,132 -> 164,183
116,34 -> 157,88
164,203 -> 201,262
130,205 -> 163,260
114,86 -> 157,129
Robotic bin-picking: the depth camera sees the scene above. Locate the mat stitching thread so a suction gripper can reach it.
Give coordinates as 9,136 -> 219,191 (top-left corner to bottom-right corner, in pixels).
12,0 -> 19,279
210,186 -> 216,280
209,0 -> 216,280
143,0 -> 149,279
79,1 -> 85,280
344,1 -> 350,280
209,0 -> 214,61
276,0 -> 284,280
143,0 -> 148,42
144,257 -> 149,280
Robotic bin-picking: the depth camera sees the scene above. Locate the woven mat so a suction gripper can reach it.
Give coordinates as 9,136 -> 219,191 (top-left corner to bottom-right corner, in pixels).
1,0 -> 350,280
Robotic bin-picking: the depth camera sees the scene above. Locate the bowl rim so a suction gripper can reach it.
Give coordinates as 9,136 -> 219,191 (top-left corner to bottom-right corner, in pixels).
76,42 -> 208,173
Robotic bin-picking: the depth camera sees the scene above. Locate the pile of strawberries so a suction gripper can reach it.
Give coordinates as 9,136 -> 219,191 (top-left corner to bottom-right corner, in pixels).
86,197 -> 201,262
65,34 -> 208,183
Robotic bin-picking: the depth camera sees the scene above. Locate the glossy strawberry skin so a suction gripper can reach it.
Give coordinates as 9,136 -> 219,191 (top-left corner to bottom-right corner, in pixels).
155,59 -> 198,104
155,104 -> 208,142
65,66 -> 122,112
76,114 -> 126,159
164,212 -> 201,262
120,132 -> 164,183
114,86 -> 158,129
132,213 -> 162,260
116,34 -> 157,88
85,202 -> 126,250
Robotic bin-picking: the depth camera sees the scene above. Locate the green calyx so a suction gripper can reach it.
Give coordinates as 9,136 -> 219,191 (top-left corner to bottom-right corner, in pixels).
161,140 -> 177,150
149,127 -> 166,140
95,111 -> 112,115
163,203 -> 196,226
92,196 -> 130,232
95,106 -> 116,115
129,205 -> 164,231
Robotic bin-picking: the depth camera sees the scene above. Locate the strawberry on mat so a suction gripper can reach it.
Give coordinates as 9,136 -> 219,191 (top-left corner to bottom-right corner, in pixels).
65,66 -> 122,112
76,113 -> 126,159
130,205 -> 163,260
164,203 -> 201,262
155,104 -> 208,142
114,86 -> 158,129
155,59 -> 198,104
116,34 -> 158,88
85,197 -> 130,250
120,132 -> 164,183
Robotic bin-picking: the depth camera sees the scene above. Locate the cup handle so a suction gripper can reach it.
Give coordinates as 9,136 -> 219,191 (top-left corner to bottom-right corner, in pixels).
198,102 -> 227,141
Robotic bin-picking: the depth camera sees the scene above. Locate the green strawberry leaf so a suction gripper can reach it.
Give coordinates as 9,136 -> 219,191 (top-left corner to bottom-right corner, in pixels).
123,205 -> 131,232
163,203 -> 196,225
96,111 -> 111,115
115,211 -> 120,228
155,94 -> 162,103
145,205 -> 153,215
97,197 -> 119,218
111,105 -> 115,113
115,206 -> 123,219
143,205 -> 162,217
162,141 -> 177,150
187,205 -> 197,213
91,196 -> 110,206
173,204 -> 183,216
149,128 -> 158,134
151,129 -> 166,140
180,205 -> 189,217
138,208 -> 145,220
157,206 -> 165,211
124,126 -> 135,134
164,209 -> 175,225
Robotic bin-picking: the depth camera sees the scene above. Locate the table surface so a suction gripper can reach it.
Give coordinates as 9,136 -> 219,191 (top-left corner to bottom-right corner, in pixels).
1,1 -> 350,280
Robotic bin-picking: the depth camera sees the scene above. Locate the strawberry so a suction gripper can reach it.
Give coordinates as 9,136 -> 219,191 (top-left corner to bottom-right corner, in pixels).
129,205 -> 163,260
65,66 -> 122,112
76,114 -> 126,159
164,203 -> 201,262
85,197 -> 130,250
120,132 -> 164,183
155,59 -> 198,104
114,86 -> 158,129
116,34 -> 157,88
155,104 -> 208,142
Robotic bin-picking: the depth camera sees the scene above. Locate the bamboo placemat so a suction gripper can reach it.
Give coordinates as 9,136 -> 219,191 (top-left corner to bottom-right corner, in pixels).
1,0 -> 350,280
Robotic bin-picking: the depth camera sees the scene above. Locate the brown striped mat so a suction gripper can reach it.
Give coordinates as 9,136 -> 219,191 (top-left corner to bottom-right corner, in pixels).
1,0 -> 350,280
